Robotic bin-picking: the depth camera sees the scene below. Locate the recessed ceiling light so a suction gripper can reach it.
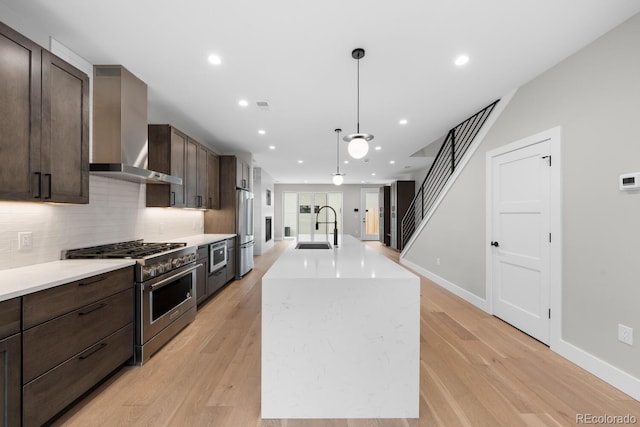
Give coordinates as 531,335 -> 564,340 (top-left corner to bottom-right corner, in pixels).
371,173 -> 376,176
269,145 -> 276,150
390,160 -> 395,164
343,160 -> 349,164
258,129 -> 266,135
454,54 -> 469,66
298,160 -> 304,164
399,119 -> 408,125
208,54 -> 222,65
375,146 -> 382,151
238,99 -> 249,107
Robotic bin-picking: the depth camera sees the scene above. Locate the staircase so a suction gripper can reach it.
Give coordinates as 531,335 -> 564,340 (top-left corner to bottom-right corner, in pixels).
400,100 -> 499,249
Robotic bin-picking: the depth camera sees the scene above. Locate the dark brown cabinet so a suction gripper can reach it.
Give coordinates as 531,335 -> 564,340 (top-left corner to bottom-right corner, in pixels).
196,144 -> 209,209
204,155 -> 239,233
226,237 -> 236,283
147,125 -> 187,207
379,185 -> 391,246
0,22 -> 89,204
196,245 -> 209,305
207,151 -> 220,209
392,180 -> 415,251
185,137 -> 198,208
0,298 -> 21,427
148,125 -> 217,209
22,266 -> 134,427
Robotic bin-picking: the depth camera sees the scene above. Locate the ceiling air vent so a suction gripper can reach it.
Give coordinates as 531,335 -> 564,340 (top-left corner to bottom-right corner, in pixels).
256,101 -> 270,111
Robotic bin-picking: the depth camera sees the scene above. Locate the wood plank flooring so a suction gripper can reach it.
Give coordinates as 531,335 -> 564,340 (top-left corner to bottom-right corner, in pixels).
52,241 -> 640,426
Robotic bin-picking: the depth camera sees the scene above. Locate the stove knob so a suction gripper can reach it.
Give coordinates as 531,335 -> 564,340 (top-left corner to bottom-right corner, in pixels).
172,258 -> 181,268
143,266 -> 155,279
156,263 -> 164,274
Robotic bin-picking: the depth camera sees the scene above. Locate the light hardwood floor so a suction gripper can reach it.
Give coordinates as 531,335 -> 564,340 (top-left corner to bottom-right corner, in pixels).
52,240 -> 640,426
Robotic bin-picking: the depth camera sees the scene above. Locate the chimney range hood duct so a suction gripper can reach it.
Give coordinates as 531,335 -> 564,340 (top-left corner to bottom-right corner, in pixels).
90,65 -> 182,185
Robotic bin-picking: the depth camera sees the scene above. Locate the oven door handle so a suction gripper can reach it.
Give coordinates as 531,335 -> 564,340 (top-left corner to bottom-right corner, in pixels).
147,263 -> 202,292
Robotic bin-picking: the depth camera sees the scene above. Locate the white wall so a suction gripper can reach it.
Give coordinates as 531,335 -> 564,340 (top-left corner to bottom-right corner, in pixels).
0,175 -> 203,271
404,13 -> 640,384
254,167 -> 275,255
273,184 -> 382,241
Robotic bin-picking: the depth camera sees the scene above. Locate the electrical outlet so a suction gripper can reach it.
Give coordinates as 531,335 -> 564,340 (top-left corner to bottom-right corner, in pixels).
436,257 -> 441,266
618,324 -> 634,346
18,231 -> 33,251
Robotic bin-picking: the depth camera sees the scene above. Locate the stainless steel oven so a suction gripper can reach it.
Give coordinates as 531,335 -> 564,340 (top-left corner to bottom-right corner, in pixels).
64,240 -> 201,365
210,240 -> 227,273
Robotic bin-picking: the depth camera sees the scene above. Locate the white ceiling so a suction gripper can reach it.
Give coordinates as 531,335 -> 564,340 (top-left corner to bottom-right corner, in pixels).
2,1 -> 639,184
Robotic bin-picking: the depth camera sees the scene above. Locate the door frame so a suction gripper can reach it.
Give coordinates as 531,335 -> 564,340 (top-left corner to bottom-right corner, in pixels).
485,126 -> 562,348
360,188 -> 380,241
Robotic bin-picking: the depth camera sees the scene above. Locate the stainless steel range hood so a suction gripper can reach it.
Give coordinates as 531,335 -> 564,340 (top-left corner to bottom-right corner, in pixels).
90,65 -> 182,185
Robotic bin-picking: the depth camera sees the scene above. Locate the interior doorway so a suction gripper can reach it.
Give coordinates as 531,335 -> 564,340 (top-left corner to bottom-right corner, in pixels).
486,128 -> 561,346
360,188 -> 380,241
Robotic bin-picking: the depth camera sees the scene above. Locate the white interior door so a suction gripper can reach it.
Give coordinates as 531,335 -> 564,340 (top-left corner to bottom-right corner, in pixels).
360,188 -> 380,240
489,139 -> 551,344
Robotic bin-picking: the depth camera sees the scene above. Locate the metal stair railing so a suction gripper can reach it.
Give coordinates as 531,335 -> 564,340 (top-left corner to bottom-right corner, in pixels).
401,100 -> 499,249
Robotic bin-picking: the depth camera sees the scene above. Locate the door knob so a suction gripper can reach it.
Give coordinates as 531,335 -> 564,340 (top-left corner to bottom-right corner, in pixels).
490,241 -> 500,247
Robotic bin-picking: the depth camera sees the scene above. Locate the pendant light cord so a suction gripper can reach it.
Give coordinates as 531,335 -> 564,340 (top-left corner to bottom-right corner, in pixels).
356,58 -> 360,134
336,129 -> 341,174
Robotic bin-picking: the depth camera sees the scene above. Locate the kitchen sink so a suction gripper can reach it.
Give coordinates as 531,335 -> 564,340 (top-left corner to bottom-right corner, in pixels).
295,242 -> 332,250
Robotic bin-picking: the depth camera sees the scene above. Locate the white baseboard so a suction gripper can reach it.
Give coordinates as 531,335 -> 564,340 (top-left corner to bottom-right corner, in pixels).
400,258 -> 489,312
554,339 -> 640,401
401,258 -> 640,402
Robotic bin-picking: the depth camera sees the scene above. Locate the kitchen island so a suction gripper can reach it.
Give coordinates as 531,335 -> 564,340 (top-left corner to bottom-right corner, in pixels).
261,235 -> 419,419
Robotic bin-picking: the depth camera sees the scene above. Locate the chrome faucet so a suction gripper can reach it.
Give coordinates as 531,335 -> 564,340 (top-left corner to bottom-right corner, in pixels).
315,205 -> 338,247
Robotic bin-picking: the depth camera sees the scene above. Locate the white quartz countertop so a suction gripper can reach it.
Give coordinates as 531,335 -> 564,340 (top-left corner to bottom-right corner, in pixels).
264,235 -> 416,280
166,233 -> 236,248
0,234 -> 235,302
0,259 -> 135,302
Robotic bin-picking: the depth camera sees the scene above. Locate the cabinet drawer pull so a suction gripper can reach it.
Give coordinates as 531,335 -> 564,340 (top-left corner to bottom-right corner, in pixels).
78,275 -> 107,286
78,342 -> 108,360
44,173 -> 52,199
78,302 -> 107,316
34,172 -> 42,199
171,191 -> 176,206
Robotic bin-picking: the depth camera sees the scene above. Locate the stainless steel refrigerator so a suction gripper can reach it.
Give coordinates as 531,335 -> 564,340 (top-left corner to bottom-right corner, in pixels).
236,188 -> 254,277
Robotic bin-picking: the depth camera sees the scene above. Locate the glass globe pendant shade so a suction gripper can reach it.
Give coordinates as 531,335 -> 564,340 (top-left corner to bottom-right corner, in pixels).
332,174 -> 344,186
347,137 -> 369,159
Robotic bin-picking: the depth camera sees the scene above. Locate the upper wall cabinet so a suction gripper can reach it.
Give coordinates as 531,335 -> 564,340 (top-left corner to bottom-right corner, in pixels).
0,22 -> 89,204
147,124 -> 219,209
147,125 -> 187,207
207,151 -> 220,209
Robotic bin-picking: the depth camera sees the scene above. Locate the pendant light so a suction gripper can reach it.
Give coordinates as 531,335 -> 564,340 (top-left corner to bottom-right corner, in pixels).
344,48 -> 374,159
332,128 -> 345,186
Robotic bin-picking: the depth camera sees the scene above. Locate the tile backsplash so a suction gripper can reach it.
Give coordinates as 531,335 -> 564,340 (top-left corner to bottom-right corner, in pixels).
0,175 -> 203,271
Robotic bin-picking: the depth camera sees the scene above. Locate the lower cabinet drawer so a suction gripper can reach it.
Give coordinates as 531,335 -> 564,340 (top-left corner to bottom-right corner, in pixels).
23,288 -> 133,384
208,267 -> 226,296
23,323 -> 133,427
0,297 -> 20,340
23,266 -> 133,328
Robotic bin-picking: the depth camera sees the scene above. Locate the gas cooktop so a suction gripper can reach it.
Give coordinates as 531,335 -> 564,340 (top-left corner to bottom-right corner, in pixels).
64,240 -> 187,259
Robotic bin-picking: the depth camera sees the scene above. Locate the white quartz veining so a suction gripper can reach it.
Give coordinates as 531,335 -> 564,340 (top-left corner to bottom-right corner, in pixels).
0,259 -> 135,302
262,235 -> 420,419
